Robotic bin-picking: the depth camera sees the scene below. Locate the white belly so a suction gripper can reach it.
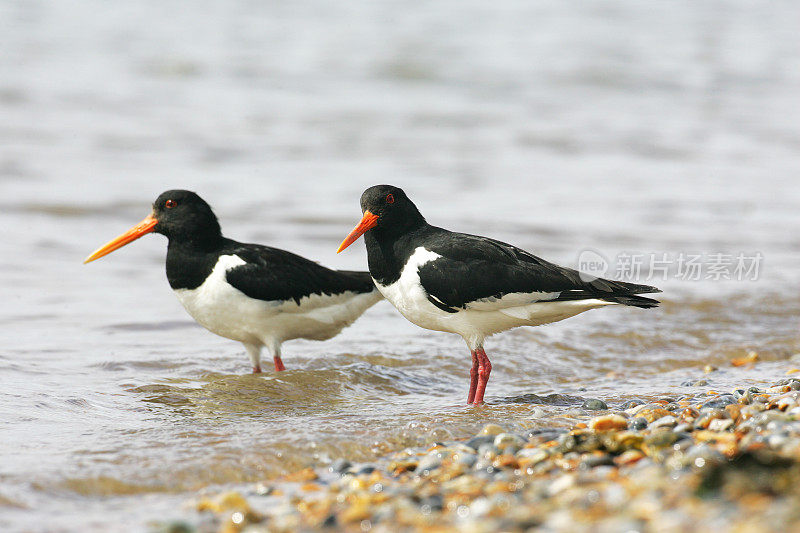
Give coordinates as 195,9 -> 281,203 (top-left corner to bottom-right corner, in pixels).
174,255 -> 381,347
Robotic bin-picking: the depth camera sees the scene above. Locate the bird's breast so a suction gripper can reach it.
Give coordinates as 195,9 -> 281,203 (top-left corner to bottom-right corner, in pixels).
374,247 -> 449,324
172,255 -> 256,329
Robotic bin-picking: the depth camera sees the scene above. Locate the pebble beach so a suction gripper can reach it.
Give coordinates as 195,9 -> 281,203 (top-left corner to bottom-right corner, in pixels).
175,364 -> 800,533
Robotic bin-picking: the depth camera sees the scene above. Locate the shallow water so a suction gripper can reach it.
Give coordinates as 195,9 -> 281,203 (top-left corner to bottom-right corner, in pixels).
2,1 -> 800,531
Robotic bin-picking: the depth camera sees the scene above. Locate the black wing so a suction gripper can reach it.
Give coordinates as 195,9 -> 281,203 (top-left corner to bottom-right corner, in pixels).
415,229 -> 660,312
223,241 -> 375,305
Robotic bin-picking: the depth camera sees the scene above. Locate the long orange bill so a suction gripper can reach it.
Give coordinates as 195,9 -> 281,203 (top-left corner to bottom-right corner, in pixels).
337,211 -> 379,253
83,214 -> 158,263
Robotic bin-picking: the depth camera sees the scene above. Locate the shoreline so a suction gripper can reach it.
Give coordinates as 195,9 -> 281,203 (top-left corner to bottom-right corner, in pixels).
169,373 -> 800,533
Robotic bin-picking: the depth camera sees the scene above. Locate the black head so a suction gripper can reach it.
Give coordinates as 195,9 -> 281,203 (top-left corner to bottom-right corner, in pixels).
360,185 -> 424,229
338,185 -> 425,252
151,190 -> 221,242
84,189 -> 222,263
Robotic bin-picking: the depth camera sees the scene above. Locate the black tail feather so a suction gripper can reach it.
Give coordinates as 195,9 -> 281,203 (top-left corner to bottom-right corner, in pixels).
586,277 -> 661,308
586,277 -> 661,296
552,277 -> 661,307
603,294 -> 660,308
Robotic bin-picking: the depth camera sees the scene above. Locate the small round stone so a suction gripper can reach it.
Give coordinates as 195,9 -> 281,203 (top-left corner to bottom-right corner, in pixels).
650,415 -> 678,429
582,399 -> 608,410
628,417 -> 648,431
637,408 -> 674,423
477,443 -> 500,460
454,452 -> 477,467
644,430 -> 680,448
479,424 -> 506,436
493,433 -> 526,451
700,395 -> 737,409
525,428 -> 566,443
465,435 -> 495,450
707,419 -> 734,432
620,399 -> 645,409
589,414 -> 628,432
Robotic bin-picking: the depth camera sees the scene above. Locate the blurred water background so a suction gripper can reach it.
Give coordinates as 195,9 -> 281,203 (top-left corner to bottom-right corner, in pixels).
1,1 -> 800,530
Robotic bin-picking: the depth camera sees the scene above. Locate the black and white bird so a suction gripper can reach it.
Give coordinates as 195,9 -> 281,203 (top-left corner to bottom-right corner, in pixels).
337,185 -> 660,405
85,190 -> 381,373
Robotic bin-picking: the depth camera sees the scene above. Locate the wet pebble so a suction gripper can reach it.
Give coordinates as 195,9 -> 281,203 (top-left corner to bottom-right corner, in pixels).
581,398 -> 608,410
455,452 -> 477,467
695,409 -> 725,429
580,452 -> 614,468
707,419 -> 734,432
466,435 -> 495,450
637,407 -> 674,423
682,444 -> 726,468
517,448 -> 549,464
525,428 -> 566,443
477,443 -> 500,459
650,415 -> 678,429
479,424 -> 506,436
700,394 -> 737,409
628,417 -> 648,431
644,430 -> 680,449
415,454 -> 443,474
589,414 -> 628,432
494,433 -> 526,451
329,458 -> 352,474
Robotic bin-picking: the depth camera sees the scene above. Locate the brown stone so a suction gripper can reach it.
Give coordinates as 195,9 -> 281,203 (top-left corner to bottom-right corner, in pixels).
589,414 -> 628,432
637,408 -> 673,423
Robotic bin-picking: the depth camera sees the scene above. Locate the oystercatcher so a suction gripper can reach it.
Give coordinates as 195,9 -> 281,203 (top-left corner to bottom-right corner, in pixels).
85,190 -> 382,373
338,185 -> 660,405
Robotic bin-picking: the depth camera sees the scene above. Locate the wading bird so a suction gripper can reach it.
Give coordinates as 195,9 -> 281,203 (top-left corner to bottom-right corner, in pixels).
86,190 -> 381,373
338,185 -> 660,404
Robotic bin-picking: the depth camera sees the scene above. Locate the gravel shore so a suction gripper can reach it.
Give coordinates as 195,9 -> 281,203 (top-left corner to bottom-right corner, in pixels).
168,376 -> 800,533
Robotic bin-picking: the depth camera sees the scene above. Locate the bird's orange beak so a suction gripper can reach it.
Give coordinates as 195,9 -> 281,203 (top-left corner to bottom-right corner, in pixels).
83,213 -> 158,263
337,211 -> 379,253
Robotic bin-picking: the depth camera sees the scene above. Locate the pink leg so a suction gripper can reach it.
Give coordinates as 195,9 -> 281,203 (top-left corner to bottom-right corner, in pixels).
252,365 -> 262,374
274,355 -> 286,372
467,350 -> 479,404
472,348 -> 492,405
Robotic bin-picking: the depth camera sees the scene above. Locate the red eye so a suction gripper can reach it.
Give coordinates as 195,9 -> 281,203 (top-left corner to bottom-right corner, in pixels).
165,199 -> 177,208
386,194 -> 394,204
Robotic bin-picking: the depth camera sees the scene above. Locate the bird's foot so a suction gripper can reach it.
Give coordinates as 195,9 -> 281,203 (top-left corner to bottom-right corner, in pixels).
274,356 -> 285,372
252,365 -> 262,374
